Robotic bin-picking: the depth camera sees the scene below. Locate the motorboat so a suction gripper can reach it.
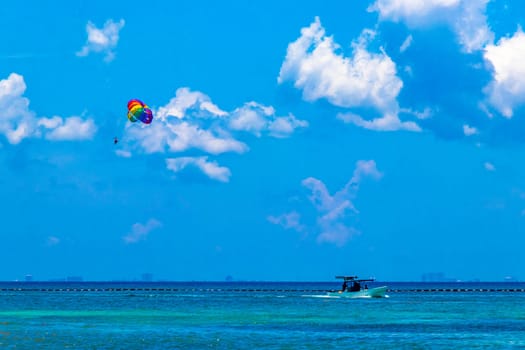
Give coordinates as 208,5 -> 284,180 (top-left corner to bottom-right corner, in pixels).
327,275 -> 388,298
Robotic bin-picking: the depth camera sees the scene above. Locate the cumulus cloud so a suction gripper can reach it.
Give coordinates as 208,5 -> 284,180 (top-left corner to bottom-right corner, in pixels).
37,116 -> 62,129
41,116 -> 97,141
166,156 -> 231,182
126,89 -> 307,155
270,160 -> 382,247
229,103 -> 268,135
155,87 -> 227,120
369,0 -> 493,52
123,219 -> 162,244
0,73 -> 97,144
77,19 -> 125,62
455,0 -> 494,53
123,87 -> 307,182
0,73 -> 35,144
279,17 -> 402,113
127,120 -> 248,155
278,17 -> 422,132
229,102 -> 308,138
483,28 -> 525,118
268,114 -> 309,138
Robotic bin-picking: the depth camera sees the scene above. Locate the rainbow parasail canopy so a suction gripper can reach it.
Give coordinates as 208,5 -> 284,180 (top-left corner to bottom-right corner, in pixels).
127,99 -> 153,124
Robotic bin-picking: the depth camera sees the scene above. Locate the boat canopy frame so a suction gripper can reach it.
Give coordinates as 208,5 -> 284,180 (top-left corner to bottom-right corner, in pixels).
335,276 -> 375,283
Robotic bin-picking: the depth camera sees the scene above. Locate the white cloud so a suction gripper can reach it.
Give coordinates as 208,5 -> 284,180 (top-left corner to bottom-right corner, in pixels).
127,120 -> 248,155
302,177 -> 358,219
155,87 -> 227,121
77,19 -> 125,62
140,91 -> 307,147
43,116 -> 97,141
279,18 -> 403,113
455,0 -> 494,53
268,114 -> 309,138
370,0 -> 460,21
0,72 -> 26,99
337,112 -> 421,131
270,160 -> 381,247
166,122 -> 246,154
369,0 -> 493,53
166,156 -> 231,182
229,102 -> 308,138
463,124 -> 478,136
229,102 -> 269,136
352,159 -> 384,183
0,73 -> 96,144
6,122 -> 32,145
301,160 -> 382,246
484,162 -> 495,171
123,88 -> 307,181
408,107 -> 432,120
267,211 -> 305,232
123,219 -> 162,244
0,73 -> 35,144
303,160 -> 382,212
337,108 -> 432,132
38,116 -> 62,129
278,17 -> 420,132
128,91 -> 282,155
483,28 -> 525,118
400,34 -> 413,52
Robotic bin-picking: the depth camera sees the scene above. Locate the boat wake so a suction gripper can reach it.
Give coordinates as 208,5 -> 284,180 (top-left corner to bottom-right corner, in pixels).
302,293 -> 390,299
301,294 -> 338,298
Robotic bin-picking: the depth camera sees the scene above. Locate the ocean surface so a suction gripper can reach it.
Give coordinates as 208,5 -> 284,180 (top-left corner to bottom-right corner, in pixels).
1,281 -> 524,349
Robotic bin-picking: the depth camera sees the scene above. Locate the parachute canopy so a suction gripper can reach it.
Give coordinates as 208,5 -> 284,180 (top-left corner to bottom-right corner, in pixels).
127,99 -> 153,124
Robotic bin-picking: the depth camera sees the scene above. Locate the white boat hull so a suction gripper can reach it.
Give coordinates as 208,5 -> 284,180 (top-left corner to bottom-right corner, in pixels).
327,286 -> 388,298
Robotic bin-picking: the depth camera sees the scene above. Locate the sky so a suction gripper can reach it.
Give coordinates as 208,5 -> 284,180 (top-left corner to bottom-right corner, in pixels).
1,0 -> 525,282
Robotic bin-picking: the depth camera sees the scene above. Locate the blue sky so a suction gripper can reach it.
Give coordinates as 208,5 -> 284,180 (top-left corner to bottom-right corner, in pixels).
1,0 -> 524,282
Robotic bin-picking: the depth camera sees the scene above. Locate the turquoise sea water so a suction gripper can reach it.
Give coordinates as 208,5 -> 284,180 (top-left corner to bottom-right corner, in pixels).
1,282 -> 524,349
